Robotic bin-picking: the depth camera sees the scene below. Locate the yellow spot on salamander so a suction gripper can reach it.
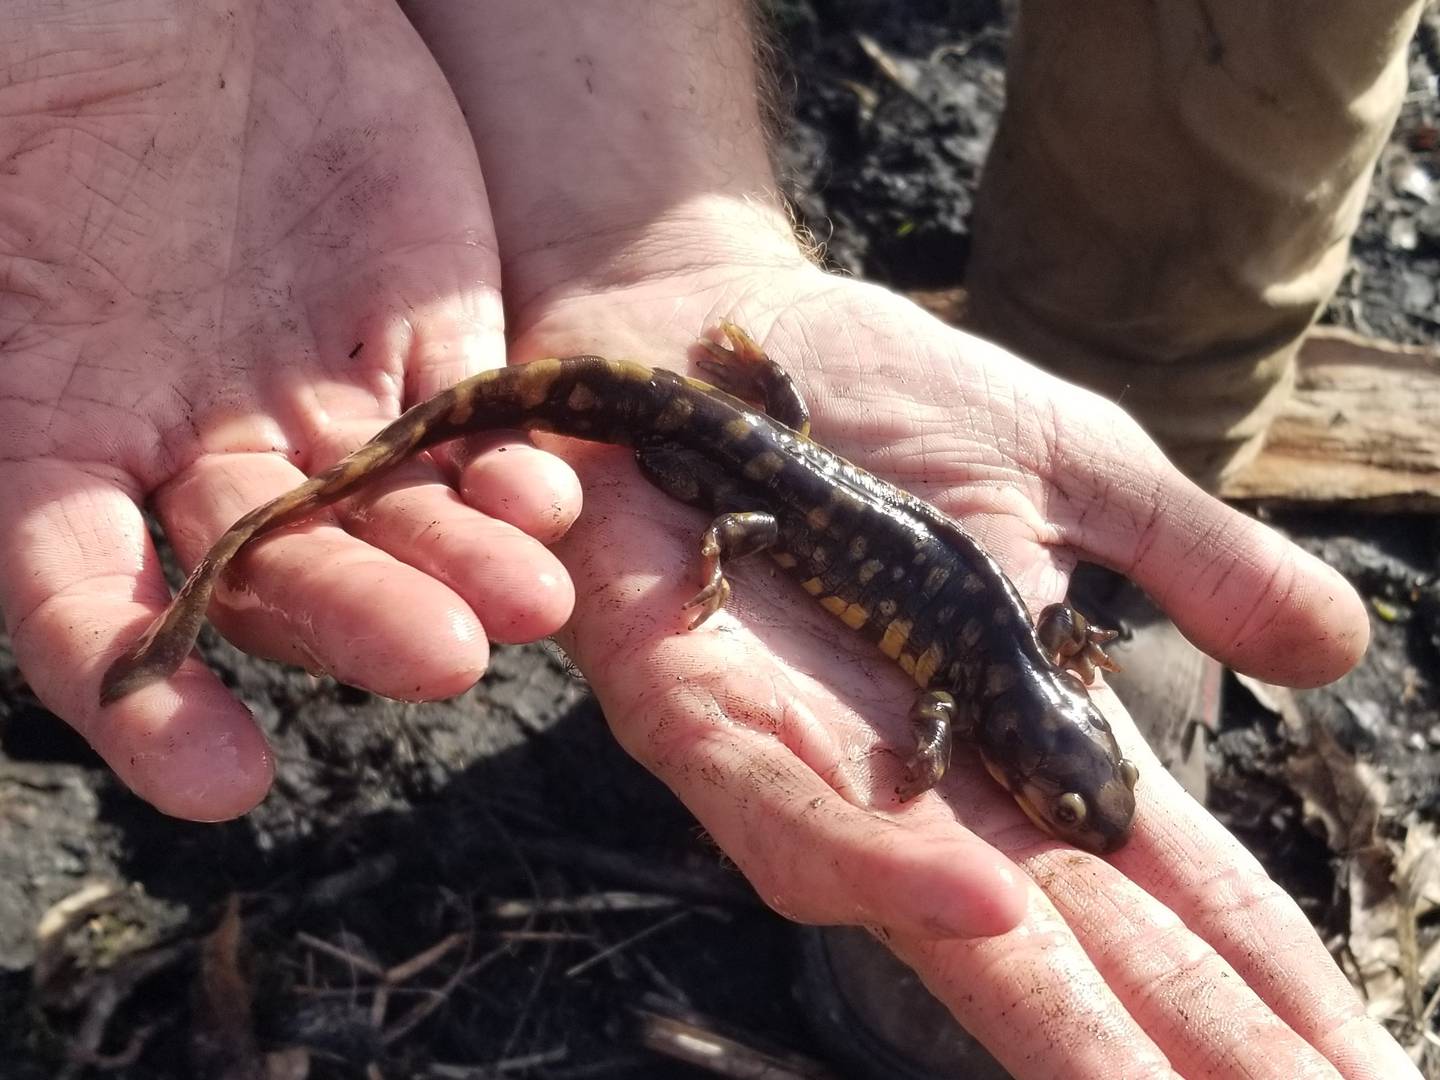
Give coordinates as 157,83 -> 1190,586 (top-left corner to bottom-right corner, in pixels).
986,664 -> 1018,696
519,357 -> 563,408
723,417 -> 754,441
857,558 -> 884,585
448,394 -> 475,426
743,451 -> 785,481
801,577 -> 825,595
606,359 -> 652,382
877,598 -> 897,619
772,552 -> 798,569
848,535 -> 868,559
654,396 -> 693,432
898,653 -> 917,676
880,620 -> 912,659
914,643 -> 944,687
820,595 -> 848,617
566,383 -> 598,411
806,505 -> 831,531
840,603 -> 870,630
922,565 -> 951,595
961,619 -> 983,648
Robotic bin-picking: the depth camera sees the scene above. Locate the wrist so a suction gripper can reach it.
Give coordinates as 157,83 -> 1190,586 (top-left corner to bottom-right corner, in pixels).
404,0 -> 810,311
501,193 -> 809,320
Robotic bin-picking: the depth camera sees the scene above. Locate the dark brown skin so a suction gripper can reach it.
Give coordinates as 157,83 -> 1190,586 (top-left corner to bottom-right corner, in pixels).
100,325 -> 1137,852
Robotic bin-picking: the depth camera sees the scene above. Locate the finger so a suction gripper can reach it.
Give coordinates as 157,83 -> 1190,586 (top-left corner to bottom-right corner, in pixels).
1048,400 -> 1368,687
889,897 -> 1175,1078
458,436 -> 584,544
1000,846 -> 1346,1078
0,461 -> 273,820
299,190 -> 508,407
889,717 -> 1349,1079
311,418 -> 576,642
599,658 -> 1028,939
555,470 -> 1027,939
157,451 -> 492,699
343,300 -> 585,544
301,246 -> 582,547
1107,724 -> 1420,1079
402,280 -> 507,403
342,460 -> 575,643
900,898 -> 1342,1077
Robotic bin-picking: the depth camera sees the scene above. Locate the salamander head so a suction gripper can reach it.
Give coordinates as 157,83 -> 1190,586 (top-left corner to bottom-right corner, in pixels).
977,662 -> 1138,854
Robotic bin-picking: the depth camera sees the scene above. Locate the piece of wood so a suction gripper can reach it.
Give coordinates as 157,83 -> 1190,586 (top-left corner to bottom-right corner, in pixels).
908,290 -> 1437,509
1221,327 -> 1440,510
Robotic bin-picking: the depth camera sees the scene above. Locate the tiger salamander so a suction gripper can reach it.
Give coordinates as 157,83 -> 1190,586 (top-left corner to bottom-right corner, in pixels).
100,324 -> 1139,853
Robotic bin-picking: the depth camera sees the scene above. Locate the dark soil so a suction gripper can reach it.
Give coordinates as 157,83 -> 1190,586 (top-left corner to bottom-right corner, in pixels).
2,2 -> 1437,1078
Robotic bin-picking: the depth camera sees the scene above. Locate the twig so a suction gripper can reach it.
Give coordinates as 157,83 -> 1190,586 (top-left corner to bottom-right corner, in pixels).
380,935 -> 474,1045
564,910 -> 690,979
633,1004 -> 837,1080
387,932 -> 468,985
296,932 -> 387,979
928,26 -> 1007,65
475,802 -> 552,1062
495,930 -> 591,942
515,837 -> 758,908
428,1045 -> 569,1077
633,951 -> 691,1005
498,932 -> 558,1063
69,1022 -> 160,1071
488,893 -> 680,919
58,945 -> 186,1080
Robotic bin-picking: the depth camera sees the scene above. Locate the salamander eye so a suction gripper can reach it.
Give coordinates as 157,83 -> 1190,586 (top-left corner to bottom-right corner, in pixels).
1120,759 -> 1140,791
1054,793 -> 1088,827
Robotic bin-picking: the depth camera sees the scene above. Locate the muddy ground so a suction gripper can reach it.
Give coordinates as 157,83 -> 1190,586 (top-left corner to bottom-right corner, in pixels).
3,2 -> 1438,1077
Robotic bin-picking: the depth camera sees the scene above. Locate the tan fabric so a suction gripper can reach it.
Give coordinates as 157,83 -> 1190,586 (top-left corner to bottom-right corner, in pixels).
965,1 -> 1426,488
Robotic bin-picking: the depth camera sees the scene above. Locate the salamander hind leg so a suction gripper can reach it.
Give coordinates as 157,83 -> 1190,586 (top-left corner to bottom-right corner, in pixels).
633,444 -> 778,630
696,322 -> 811,435
682,511 -> 780,629
1036,603 -> 1121,684
896,690 -> 963,801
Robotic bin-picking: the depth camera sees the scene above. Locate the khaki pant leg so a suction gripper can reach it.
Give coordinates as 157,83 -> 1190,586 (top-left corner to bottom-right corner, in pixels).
965,2 -> 1425,488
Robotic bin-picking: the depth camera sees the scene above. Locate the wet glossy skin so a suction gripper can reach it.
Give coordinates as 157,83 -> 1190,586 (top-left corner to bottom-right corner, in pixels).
978,654 -> 1138,854
100,325 -> 1138,852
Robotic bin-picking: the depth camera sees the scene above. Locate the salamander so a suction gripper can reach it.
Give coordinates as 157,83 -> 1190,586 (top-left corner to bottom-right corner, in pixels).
99,324 -> 1139,853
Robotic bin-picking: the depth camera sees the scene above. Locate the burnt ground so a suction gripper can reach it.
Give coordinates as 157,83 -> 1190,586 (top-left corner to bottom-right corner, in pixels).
3,2 -> 1439,1078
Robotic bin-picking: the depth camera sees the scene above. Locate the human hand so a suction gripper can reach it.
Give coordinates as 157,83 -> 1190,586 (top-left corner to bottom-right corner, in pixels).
409,0 -> 1407,1066
0,0 -> 581,819
503,268 -> 1410,1078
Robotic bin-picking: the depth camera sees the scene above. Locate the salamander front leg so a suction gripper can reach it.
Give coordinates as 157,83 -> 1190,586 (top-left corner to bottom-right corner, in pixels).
696,322 -> 811,435
1036,603 -> 1121,684
682,512 -> 780,629
897,690 -> 964,801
